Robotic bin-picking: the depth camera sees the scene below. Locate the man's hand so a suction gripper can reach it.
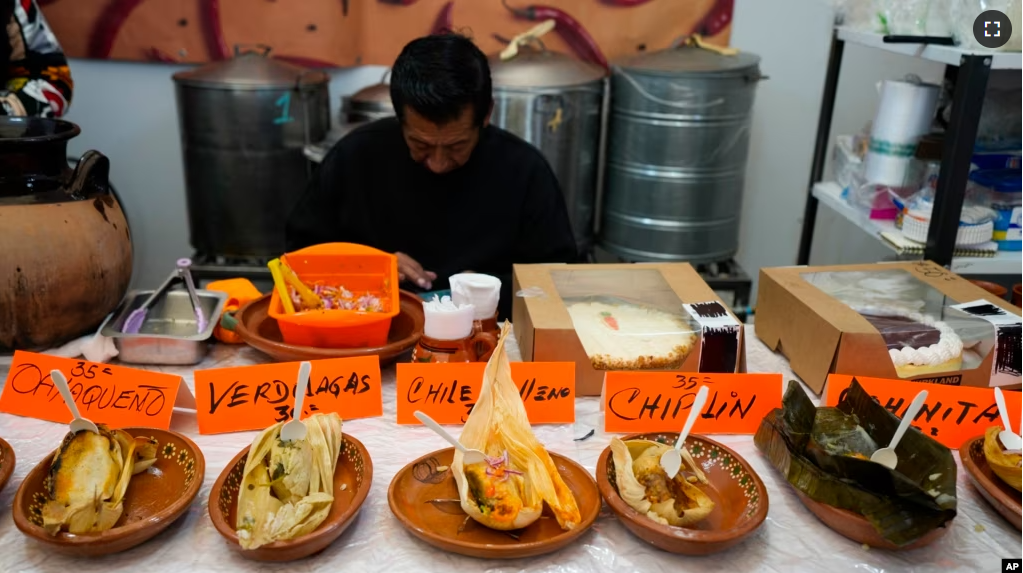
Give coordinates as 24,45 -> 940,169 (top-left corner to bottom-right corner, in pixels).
396,252 -> 437,290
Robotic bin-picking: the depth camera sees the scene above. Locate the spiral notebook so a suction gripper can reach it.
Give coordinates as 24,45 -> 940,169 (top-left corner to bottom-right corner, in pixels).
880,231 -> 998,257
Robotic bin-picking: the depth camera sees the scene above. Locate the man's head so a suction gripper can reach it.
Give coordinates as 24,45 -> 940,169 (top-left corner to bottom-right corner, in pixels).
390,34 -> 493,175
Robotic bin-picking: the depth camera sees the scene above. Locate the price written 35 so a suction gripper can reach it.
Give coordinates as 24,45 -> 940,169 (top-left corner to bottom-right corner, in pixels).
8,362 -> 170,418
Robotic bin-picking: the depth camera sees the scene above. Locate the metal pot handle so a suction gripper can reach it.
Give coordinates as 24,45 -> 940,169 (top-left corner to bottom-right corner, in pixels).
234,44 -> 272,57
67,150 -> 110,200
380,69 -> 392,84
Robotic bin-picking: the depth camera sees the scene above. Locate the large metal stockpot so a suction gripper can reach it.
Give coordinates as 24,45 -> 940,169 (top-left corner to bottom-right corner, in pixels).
173,46 -> 330,258
599,45 -> 762,263
342,72 -> 394,124
490,47 -> 607,256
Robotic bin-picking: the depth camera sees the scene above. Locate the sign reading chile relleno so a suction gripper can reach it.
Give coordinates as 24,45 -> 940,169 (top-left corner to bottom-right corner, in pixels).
973,10 -> 1013,49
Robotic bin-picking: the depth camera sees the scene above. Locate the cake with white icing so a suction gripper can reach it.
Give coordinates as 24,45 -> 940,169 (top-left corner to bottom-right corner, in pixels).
566,301 -> 697,370
854,305 -> 964,377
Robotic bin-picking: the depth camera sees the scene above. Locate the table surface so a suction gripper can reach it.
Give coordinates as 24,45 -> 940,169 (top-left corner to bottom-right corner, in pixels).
0,326 -> 1019,573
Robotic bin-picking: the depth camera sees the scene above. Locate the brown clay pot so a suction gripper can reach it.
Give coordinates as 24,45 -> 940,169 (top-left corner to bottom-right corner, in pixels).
968,279 -> 1008,299
411,332 -> 498,363
0,117 -> 132,350
473,311 -> 500,340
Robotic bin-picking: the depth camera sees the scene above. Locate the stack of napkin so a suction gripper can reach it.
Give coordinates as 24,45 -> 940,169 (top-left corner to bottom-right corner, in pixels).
422,296 -> 476,341
449,273 -> 501,320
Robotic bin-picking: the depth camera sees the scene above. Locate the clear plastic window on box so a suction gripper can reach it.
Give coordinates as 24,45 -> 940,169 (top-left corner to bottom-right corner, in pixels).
546,268 -> 699,371
800,269 -> 994,378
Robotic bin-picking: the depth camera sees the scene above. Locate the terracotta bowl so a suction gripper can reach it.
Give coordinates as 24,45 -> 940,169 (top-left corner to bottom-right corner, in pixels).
960,434 -> 1022,530
12,427 -> 205,557
968,279 -> 1008,299
1013,284 -> 1021,309
388,447 -> 601,559
792,489 -> 949,550
596,433 -> 768,555
0,437 -> 15,495
208,433 -> 373,562
234,290 -> 423,365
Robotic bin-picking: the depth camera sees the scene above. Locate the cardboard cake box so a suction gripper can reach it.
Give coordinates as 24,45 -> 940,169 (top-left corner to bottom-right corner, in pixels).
511,263 -> 747,396
756,260 -> 1022,393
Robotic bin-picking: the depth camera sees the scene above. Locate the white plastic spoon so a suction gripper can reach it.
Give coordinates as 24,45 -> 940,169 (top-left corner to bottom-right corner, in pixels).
50,369 -> 99,434
871,389 -> 928,470
660,385 -> 709,479
414,411 -> 487,465
994,387 -> 1023,450
280,361 -> 311,442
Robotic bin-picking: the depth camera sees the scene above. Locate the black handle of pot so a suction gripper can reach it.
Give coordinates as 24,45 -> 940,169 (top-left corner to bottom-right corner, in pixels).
234,43 -> 273,57
67,150 -> 110,200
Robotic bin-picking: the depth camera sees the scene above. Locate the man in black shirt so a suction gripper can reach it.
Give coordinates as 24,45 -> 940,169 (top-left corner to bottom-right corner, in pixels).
286,33 -> 578,320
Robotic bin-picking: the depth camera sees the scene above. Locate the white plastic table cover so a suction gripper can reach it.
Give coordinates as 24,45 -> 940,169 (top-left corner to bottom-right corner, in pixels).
0,326 -> 1019,573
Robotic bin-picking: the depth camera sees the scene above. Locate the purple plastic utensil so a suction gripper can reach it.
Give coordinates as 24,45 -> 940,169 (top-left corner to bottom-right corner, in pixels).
121,270 -> 178,334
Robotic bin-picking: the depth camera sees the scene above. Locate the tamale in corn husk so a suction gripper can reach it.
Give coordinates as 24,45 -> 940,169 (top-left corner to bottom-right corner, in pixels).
235,412 -> 344,549
42,426 -> 158,535
754,379 -> 956,547
451,322 -> 581,531
609,437 -> 713,527
983,426 -> 1022,492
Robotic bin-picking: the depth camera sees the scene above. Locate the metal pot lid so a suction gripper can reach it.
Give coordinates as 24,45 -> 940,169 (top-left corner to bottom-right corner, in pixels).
351,82 -> 392,105
173,47 -> 329,89
490,48 -> 605,88
614,44 -> 760,76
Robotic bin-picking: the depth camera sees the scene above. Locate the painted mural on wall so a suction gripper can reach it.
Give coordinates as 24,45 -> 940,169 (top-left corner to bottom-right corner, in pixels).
37,0 -> 733,68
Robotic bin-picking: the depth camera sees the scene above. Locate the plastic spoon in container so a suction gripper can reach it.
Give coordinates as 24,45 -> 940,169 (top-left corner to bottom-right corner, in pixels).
414,411 -> 487,465
660,385 -> 709,479
50,369 -> 99,434
994,387 -> 1023,450
176,258 -> 207,333
280,361 -> 312,442
871,389 -> 928,470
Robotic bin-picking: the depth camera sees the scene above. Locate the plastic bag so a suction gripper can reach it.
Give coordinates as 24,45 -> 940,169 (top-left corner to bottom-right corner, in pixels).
874,0 -> 953,35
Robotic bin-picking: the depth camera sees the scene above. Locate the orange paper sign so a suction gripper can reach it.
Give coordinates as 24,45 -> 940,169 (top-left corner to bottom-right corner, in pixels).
0,351 -> 184,430
603,372 -> 783,434
825,374 -> 1023,448
194,356 -> 382,434
396,362 -> 575,425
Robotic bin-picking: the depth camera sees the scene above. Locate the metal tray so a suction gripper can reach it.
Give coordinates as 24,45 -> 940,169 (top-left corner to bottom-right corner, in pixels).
101,288 -> 227,365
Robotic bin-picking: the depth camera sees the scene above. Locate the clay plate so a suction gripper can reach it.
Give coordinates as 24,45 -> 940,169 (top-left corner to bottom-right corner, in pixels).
0,437 -> 15,495
960,434 -> 1022,529
208,433 -> 373,562
792,489 -> 949,550
234,290 -> 424,365
596,433 -> 768,555
12,427 -> 205,556
388,448 -> 600,559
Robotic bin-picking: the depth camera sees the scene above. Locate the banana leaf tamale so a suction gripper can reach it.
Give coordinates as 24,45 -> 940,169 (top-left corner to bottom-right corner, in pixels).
754,380 -> 956,547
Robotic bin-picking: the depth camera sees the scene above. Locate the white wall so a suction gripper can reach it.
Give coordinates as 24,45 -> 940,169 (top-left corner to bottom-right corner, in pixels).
62,59 -> 386,291
62,0 -> 943,299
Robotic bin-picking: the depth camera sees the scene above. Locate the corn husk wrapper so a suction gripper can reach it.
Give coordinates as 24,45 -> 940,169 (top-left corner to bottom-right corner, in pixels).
42,426 -> 158,535
235,413 -> 344,549
609,437 -> 714,527
983,426 -> 1022,492
452,322 -> 582,531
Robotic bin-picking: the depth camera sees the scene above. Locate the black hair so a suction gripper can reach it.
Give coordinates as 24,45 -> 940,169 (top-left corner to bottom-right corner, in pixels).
389,33 -> 493,127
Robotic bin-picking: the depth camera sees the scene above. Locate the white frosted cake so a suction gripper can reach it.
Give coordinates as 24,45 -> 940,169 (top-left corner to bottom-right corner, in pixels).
566,301 -> 697,370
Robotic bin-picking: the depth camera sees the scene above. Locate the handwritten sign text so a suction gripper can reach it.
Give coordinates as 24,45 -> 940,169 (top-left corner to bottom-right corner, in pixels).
0,351 -> 184,429
194,356 -> 381,434
603,372 -> 782,434
825,374 -> 1022,448
396,362 -> 575,425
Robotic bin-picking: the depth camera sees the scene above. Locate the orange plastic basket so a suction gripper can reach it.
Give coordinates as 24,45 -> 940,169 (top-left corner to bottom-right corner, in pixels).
268,243 -> 400,348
